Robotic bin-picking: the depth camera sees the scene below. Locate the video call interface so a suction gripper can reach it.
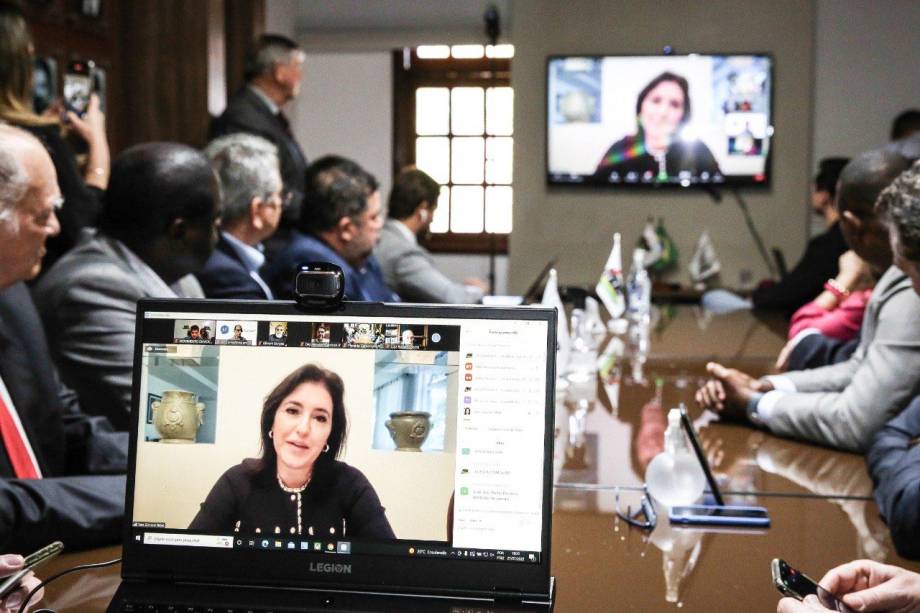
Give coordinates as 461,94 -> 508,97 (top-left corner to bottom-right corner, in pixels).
131,311 -> 549,565
547,54 -> 773,186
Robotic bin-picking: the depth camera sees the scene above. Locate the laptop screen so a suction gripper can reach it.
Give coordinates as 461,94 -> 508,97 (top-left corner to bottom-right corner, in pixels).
124,300 -> 554,599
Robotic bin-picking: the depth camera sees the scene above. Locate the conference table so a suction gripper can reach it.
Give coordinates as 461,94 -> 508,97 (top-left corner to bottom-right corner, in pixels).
34,306 -> 920,611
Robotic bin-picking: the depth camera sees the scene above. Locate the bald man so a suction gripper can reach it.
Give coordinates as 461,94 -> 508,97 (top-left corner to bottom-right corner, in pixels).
0,125 -> 126,552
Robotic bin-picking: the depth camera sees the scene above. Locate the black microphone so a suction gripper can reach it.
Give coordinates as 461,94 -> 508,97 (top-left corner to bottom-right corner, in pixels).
484,5 -> 500,46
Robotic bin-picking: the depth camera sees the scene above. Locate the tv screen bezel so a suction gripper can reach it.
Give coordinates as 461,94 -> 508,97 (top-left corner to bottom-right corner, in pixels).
545,52 -> 775,190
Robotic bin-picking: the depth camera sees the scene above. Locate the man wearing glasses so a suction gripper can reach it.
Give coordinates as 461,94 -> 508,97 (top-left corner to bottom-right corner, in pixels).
0,125 -> 127,554
196,134 -> 284,300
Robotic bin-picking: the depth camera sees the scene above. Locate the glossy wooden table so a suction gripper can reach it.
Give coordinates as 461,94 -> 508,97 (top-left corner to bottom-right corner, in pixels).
556,306 -> 873,499
34,306 -> 919,612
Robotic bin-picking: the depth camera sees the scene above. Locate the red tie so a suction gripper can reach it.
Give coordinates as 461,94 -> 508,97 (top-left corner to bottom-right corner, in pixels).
0,387 -> 41,479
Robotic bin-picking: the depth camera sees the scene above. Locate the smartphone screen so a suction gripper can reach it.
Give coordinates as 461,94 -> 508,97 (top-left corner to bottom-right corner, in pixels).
773,559 -> 853,612
672,506 -> 767,518
669,504 -> 770,528
64,61 -> 94,116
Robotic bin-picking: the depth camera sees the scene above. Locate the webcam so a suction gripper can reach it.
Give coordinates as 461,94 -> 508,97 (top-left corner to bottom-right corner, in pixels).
663,45 -> 674,55
294,262 -> 345,310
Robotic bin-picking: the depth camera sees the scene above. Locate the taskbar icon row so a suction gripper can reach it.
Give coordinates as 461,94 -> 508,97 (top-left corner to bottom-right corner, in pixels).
237,536 -> 351,554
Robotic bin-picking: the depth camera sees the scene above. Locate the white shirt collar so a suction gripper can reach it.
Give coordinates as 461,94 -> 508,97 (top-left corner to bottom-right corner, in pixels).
248,84 -> 280,116
222,231 -> 266,272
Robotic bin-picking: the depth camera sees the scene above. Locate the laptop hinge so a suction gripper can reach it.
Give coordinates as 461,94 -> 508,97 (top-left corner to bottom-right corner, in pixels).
491,587 -> 524,603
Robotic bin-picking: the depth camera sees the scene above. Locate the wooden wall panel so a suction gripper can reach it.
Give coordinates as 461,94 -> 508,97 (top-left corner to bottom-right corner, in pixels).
26,0 -> 266,155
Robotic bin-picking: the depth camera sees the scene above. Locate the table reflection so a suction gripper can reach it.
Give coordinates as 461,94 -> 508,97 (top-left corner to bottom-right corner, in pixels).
554,306 -> 880,498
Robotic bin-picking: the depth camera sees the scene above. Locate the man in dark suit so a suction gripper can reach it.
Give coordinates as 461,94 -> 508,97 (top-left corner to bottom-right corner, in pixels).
211,34 -> 308,258
0,125 -> 126,553
263,156 -> 399,302
196,134 -> 283,299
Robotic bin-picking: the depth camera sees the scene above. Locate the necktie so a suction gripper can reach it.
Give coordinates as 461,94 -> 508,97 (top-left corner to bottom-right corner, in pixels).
277,111 -> 293,137
0,378 -> 41,479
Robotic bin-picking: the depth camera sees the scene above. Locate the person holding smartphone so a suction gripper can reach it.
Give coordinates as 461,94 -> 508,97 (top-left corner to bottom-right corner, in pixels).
0,2 -> 111,271
777,560 -> 920,612
0,554 -> 42,612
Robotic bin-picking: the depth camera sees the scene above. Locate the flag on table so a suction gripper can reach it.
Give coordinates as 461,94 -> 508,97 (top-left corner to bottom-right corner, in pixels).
649,218 -> 678,274
596,232 -> 627,319
541,268 -> 570,370
639,219 -> 663,269
688,230 -> 721,285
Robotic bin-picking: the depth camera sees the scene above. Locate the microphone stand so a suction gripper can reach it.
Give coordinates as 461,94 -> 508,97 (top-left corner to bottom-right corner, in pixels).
485,5 -> 499,295
701,185 -> 777,278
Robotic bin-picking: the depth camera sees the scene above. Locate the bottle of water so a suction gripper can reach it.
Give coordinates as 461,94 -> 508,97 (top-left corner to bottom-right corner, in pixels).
645,408 -> 705,506
627,248 -> 651,325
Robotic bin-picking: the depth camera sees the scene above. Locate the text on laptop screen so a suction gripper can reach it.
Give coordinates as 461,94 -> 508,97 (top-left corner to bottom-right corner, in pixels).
130,311 -> 548,564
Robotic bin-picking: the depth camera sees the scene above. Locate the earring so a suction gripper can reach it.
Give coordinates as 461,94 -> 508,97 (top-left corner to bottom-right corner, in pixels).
269,430 -> 274,439
323,444 -> 330,453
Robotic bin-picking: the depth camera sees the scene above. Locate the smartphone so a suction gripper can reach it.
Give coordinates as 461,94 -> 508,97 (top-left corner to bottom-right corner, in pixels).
771,559 -> 853,612
63,60 -> 95,116
0,541 -> 64,599
678,405 -> 724,506
669,504 -> 770,527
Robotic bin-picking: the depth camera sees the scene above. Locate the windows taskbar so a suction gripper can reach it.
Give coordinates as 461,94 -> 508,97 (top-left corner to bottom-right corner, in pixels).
132,529 -> 540,564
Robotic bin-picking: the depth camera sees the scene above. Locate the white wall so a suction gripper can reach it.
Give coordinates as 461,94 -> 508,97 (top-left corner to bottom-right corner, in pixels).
289,52 -> 394,201
812,0 -> 920,163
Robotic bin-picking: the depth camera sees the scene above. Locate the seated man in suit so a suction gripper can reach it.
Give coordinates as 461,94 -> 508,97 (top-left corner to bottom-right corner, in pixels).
264,156 -> 399,302
0,125 -> 126,553
696,150 -> 919,452
196,133 -> 282,299
34,143 -> 221,430
865,161 -> 920,561
376,167 -> 486,303
211,34 -> 307,258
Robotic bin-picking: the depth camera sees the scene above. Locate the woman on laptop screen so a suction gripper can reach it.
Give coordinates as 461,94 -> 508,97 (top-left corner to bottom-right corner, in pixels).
593,71 -> 720,183
189,364 -> 395,539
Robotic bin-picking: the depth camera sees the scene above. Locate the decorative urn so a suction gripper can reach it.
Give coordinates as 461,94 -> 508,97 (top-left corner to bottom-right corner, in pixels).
152,390 -> 205,443
385,411 -> 431,451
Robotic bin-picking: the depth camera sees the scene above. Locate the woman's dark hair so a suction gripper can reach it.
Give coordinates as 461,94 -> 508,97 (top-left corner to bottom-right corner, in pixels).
0,1 -> 53,126
258,364 -> 348,475
635,71 -> 691,126
814,157 -> 850,199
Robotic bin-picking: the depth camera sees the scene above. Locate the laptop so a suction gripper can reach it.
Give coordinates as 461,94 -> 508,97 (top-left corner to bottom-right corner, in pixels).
108,298 -> 557,612
482,258 -> 557,307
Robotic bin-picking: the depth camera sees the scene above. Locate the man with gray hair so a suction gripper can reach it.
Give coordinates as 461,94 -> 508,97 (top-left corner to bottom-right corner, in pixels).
0,125 -> 127,552
196,133 -> 283,299
211,34 -> 308,257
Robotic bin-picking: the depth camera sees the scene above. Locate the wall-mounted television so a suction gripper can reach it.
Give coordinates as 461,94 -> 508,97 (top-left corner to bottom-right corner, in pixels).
547,54 -> 773,188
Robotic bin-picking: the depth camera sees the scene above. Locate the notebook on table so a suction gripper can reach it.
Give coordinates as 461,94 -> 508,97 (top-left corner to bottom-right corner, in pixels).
108,298 -> 557,612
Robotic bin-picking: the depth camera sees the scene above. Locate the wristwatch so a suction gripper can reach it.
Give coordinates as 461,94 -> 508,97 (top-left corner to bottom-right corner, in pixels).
745,392 -> 766,428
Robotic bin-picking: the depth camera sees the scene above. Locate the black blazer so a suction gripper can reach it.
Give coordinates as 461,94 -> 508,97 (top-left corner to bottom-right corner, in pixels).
0,283 -> 127,552
195,235 -> 271,300
752,221 -> 849,315
211,88 -> 308,230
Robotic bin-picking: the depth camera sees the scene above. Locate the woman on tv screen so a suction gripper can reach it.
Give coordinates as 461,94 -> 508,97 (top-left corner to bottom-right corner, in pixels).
593,71 -> 721,182
189,363 -> 395,539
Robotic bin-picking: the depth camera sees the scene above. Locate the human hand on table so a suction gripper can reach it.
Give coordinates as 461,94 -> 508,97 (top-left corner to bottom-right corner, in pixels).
694,362 -> 772,421
819,559 -> 920,612
0,553 -> 42,613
